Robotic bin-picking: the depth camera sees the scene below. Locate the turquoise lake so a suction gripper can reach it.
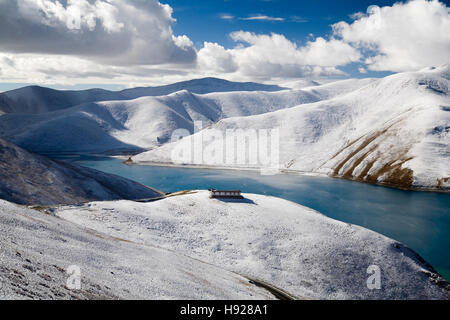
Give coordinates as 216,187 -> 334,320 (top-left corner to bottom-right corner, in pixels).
52,154 -> 450,280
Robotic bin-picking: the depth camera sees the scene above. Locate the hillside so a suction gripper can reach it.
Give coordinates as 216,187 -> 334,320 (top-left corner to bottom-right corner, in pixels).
119,77 -> 286,99
301,78 -> 377,100
54,190 -> 450,299
280,79 -> 322,89
0,77 -> 376,154
0,139 -> 162,205
0,199 -> 273,299
0,86 -> 123,114
0,88 -> 325,153
133,65 -> 450,192
0,78 -> 286,114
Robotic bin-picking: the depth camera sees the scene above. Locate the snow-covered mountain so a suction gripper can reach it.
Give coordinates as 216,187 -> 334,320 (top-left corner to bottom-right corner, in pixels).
0,86 -> 123,114
134,65 -> 450,192
54,190 -> 450,299
1,71 -> 448,301
280,79 -> 322,90
300,78 -> 377,100
119,77 -> 286,99
0,77 -> 285,114
0,139 -> 162,205
0,88 -> 327,153
0,68 -> 447,191
0,77 -> 376,154
5,190 -> 448,299
0,199 -> 273,299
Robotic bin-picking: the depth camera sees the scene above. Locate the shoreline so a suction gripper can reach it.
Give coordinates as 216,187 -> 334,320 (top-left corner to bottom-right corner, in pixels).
45,152 -> 450,194
125,160 -> 450,194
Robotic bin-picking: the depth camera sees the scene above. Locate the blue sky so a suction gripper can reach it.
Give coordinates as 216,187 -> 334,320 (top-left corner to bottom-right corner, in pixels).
169,0 -> 398,48
167,0 -> 406,80
0,0 -> 449,92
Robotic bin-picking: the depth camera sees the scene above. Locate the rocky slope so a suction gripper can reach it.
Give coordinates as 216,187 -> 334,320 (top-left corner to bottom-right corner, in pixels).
0,139 -> 162,205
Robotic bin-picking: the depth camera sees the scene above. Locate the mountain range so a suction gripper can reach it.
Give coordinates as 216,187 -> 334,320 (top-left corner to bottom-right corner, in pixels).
0,77 -> 285,114
0,70 -> 449,299
0,68 -> 448,192
0,77 -> 375,154
134,66 -> 450,192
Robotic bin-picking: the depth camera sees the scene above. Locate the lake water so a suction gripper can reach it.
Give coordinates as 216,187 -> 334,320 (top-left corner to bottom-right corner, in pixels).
52,154 -> 450,280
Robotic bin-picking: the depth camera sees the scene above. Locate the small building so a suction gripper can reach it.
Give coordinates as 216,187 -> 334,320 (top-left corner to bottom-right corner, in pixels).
209,189 -> 243,199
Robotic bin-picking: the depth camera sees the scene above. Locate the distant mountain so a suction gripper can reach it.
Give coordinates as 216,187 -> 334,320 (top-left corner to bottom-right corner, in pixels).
134,65 -> 450,192
0,77 -> 286,114
0,87 -> 326,154
119,77 -> 286,99
301,78 -> 376,100
280,79 -> 322,89
0,86 -> 123,114
0,138 -> 162,205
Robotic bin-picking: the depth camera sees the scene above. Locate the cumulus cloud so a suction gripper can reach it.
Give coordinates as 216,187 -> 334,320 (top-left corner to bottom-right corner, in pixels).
197,31 -> 360,78
0,52 -> 191,86
197,42 -> 238,73
333,0 -> 450,72
1,0 -> 449,86
295,37 -> 362,66
210,0 -> 450,78
0,0 -> 196,65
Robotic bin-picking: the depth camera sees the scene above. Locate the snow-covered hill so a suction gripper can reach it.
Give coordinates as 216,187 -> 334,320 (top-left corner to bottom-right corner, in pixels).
280,79 -> 322,90
1,69 -> 447,191
0,86 -> 123,114
120,77 -> 286,99
0,78 -> 285,114
0,88 -> 326,153
54,190 -> 450,300
0,199 -> 273,299
0,139 -> 162,205
300,78 -> 377,100
134,65 -> 450,192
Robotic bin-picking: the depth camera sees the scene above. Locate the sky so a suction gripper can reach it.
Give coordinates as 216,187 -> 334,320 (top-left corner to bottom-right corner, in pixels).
0,0 -> 449,92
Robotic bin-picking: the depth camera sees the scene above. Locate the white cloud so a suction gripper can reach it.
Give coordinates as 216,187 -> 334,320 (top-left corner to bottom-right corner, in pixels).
219,14 -> 235,20
333,0 -> 450,72
0,52 -> 192,86
1,0 -> 449,86
197,31 -> 360,79
240,15 -> 285,21
296,37 -> 361,66
17,0 -> 124,33
197,42 -> 238,73
349,12 -> 366,20
0,0 -> 196,65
